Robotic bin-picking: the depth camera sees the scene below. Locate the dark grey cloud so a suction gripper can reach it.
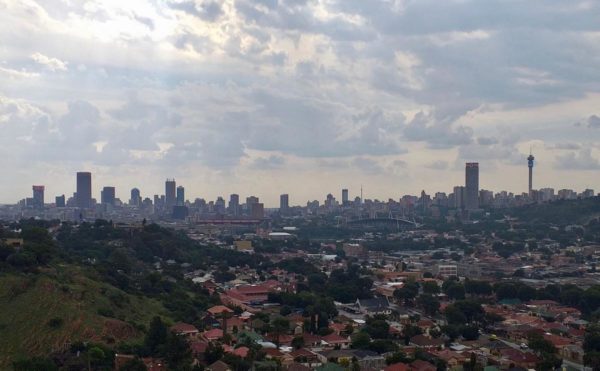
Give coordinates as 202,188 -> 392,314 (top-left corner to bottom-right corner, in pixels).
170,1 -> 224,21
555,149 -> 600,170
587,115 -> 600,129
403,111 -> 473,149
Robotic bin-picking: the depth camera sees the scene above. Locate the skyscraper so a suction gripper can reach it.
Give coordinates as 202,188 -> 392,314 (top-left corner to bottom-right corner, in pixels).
228,194 -> 240,216
280,194 -> 289,213
453,186 -> 465,209
176,186 -> 185,206
32,185 -> 44,210
165,179 -> 176,208
130,188 -> 141,206
528,151 -> 535,196
465,163 -> 479,210
76,172 -> 92,208
101,186 -> 116,205
55,195 -> 65,208
342,189 -> 349,205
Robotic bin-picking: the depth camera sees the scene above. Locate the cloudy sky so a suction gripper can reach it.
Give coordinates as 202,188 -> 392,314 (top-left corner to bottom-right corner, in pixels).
1,0 -> 600,206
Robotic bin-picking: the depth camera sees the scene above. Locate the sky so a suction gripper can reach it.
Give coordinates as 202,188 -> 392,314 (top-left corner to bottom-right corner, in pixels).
1,0 -> 600,207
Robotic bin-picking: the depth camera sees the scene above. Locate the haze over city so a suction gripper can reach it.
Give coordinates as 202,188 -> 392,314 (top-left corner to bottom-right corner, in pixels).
2,0 -> 600,205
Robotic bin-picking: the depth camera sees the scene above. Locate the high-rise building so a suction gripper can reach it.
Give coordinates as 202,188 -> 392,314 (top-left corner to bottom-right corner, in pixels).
76,172 -> 92,208
452,186 -> 465,209
528,152 -> 535,196
280,194 -> 289,213
165,179 -> 176,207
342,189 -> 349,205
130,188 -> 141,206
101,186 -> 116,205
55,195 -> 65,208
32,185 -> 44,210
215,197 -> 226,214
176,186 -> 185,206
465,163 -> 479,210
251,202 -> 264,219
228,194 -> 240,216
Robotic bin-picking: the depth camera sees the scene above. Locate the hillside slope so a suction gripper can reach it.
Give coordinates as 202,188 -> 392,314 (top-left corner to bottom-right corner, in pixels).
0,265 -> 170,367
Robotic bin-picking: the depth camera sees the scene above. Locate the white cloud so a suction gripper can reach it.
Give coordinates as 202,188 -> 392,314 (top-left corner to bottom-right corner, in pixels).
31,52 -> 67,71
0,0 -> 599,203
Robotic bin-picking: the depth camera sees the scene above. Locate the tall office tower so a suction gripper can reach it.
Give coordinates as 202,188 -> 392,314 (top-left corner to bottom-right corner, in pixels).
228,194 -> 240,216
101,186 -> 116,205
528,152 -> 535,196
246,196 -> 259,206
465,163 -> 479,210
280,194 -> 289,213
215,197 -> 226,214
76,172 -> 92,208
246,196 -> 259,214
342,189 -> 349,205
165,179 -> 176,207
32,185 -> 45,210
176,186 -> 185,206
55,195 -> 65,208
130,188 -> 141,206
251,202 -> 264,219
453,185 -> 465,209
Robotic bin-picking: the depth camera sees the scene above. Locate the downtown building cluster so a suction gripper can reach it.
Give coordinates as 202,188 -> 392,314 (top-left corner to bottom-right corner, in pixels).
8,158 -> 598,224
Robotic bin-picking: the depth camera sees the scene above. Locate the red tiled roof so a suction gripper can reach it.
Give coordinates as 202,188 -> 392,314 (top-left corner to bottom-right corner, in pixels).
203,328 -> 224,340
171,322 -> 199,334
208,305 -> 234,315
190,341 -> 208,354
384,363 -> 410,371
410,359 -> 436,371
321,333 -> 349,344
232,346 -> 250,358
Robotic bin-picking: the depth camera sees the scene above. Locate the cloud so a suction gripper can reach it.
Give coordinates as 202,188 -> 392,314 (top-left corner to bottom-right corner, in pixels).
587,114 -> 600,128
31,52 -> 67,71
250,155 -> 285,169
425,161 -> 449,170
403,111 -> 473,149
170,1 -> 224,21
1,0 -> 600,202
0,66 -> 39,79
555,149 -> 600,170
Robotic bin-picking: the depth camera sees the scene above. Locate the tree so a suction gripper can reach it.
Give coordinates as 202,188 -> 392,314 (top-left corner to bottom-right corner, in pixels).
291,336 -> 305,349
364,315 -> 390,339
145,317 -> 168,355
13,357 -> 58,371
460,325 -> 480,340
402,324 -> 422,345
386,351 -> 410,365
164,332 -> 193,370
422,281 -> 440,295
351,331 -> 371,349
271,317 -> 290,348
417,294 -> 440,316
441,325 -> 461,342
527,332 -> 557,355
120,357 -> 148,371
584,325 -> 600,370
394,281 -> 419,305
368,339 -> 399,354
444,282 -> 466,300
205,342 -> 224,364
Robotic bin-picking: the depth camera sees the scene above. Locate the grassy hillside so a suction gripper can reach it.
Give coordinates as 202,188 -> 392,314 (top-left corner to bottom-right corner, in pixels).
0,265 -> 170,368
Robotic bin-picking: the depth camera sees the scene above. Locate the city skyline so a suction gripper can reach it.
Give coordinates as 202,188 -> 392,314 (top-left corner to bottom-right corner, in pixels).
1,1 -> 600,205
11,157 -> 598,209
